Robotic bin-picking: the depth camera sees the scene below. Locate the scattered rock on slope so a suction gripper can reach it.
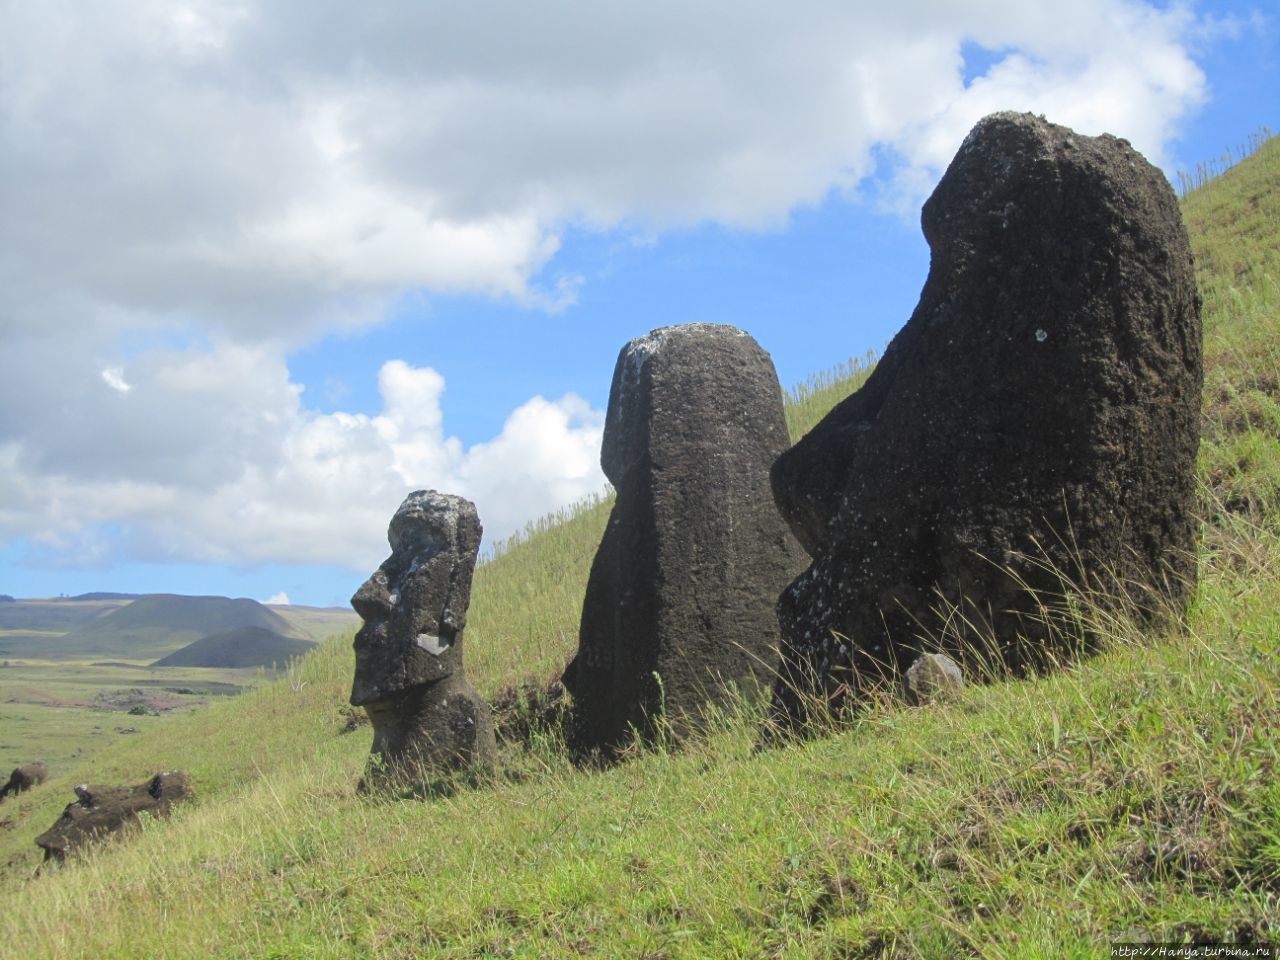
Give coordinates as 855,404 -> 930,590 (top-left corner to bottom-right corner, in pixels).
0,762 -> 48,801
904,654 -> 965,705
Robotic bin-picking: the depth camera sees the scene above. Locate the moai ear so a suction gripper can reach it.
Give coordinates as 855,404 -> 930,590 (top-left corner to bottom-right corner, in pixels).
438,502 -> 481,636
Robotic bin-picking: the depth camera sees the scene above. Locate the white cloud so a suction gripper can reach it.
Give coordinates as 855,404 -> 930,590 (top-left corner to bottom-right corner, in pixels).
263,592 -> 290,606
0,0 -> 1221,577
461,393 -> 608,541
101,367 -> 133,393
0,345 -> 605,573
1,1 -> 1209,344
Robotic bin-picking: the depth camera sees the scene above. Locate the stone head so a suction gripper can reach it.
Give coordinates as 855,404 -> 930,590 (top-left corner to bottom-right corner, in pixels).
601,323 -> 749,485
350,490 -> 482,706
920,112 -> 1169,293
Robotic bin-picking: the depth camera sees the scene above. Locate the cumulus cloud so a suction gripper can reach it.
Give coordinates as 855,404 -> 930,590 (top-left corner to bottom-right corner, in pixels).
0,346 -> 605,573
1,2 -> 1208,338
0,0 -> 1219,577
101,367 -> 133,394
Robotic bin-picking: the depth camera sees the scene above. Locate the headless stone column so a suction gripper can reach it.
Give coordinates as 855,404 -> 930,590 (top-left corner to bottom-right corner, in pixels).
350,490 -> 496,790
564,323 -> 805,764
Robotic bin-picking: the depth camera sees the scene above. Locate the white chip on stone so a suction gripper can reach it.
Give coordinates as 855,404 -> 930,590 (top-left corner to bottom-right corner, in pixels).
415,633 -> 449,656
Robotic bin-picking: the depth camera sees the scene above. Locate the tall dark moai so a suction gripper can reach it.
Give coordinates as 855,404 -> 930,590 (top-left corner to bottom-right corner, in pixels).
350,490 -> 496,789
564,323 -> 806,763
769,112 -> 1202,733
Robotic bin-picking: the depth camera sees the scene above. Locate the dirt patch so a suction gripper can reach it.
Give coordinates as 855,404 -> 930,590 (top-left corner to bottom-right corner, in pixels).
338,704 -> 369,734
94,687 -> 189,714
491,674 -> 570,746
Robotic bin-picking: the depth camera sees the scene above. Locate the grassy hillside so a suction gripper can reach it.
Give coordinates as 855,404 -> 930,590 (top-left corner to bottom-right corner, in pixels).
0,599 -> 130,657
1185,134 -> 1280,527
0,659 -> 262,775
48,594 -> 303,661
272,604 -> 360,644
0,598 -> 129,634
0,599 -> 352,777
151,626 -> 317,670
0,139 -> 1276,958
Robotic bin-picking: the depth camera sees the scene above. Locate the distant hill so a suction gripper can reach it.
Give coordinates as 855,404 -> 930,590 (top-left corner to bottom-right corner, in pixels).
0,594 -> 353,660
269,604 -> 359,642
151,626 -> 317,669
55,594 -> 304,660
0,597 -> 131,642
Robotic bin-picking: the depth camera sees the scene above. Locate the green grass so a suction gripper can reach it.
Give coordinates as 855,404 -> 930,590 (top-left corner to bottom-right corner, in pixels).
466,493 -> 612,695
1186,134 -> 1280,528
0,660 -> 260,774
2,559 -> 1276,956
0,138 -> 1277,958
0,600 -> 356,779
782,350 -> 877,442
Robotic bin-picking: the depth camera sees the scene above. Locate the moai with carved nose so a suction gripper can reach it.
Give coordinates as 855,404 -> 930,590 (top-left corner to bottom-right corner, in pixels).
350,490 -> 496,790
766,112 -> 1201,736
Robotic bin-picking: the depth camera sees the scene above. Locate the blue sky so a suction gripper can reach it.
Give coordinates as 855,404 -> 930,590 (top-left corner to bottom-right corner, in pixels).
1,1 -> 1276,608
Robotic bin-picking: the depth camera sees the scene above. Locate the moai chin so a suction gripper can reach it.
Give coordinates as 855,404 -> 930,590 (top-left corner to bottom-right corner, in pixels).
350,490 -> 496,790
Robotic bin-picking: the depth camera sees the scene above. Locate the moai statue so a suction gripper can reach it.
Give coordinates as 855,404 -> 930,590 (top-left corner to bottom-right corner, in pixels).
350,490 -> 496,790
767,112 -> 1201,735
35,772 -> 193,864
564,323 -> 806,764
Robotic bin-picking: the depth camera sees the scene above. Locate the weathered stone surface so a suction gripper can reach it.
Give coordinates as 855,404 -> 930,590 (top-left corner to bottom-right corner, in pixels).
351,490 -> 496,788
904,653 -> 965,705
0,762 -> 47,801
769,112 -> 1202,732
34,771 -> 192,864
565,323 -> 806,762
